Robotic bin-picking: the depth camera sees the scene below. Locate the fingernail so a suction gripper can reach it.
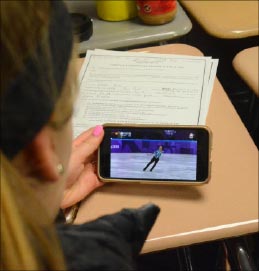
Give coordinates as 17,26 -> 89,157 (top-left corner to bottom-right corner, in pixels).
93,125 -> 103,137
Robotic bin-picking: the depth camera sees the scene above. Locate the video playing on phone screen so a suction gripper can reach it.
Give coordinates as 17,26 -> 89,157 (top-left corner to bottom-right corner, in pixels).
99,126 -> 210,183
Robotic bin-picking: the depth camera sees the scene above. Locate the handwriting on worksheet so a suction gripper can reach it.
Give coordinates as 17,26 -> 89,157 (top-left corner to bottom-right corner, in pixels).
74,50 -> 218,137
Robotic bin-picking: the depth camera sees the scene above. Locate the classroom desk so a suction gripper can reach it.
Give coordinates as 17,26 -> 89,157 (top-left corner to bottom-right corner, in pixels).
180,1 -> 259,39
233,46 -> 259,97
75,44 -> 258,253
65,1 -> 192,54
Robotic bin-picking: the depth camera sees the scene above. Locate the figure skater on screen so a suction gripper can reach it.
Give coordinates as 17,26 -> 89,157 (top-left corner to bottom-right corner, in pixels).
143,146 -> 163,172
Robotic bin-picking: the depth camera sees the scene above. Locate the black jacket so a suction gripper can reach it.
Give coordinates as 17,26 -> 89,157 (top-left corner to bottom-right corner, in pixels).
57,204 -> 160,270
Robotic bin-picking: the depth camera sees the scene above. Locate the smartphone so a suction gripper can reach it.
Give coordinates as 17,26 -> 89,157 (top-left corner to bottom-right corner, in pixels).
98,124 -> 212,185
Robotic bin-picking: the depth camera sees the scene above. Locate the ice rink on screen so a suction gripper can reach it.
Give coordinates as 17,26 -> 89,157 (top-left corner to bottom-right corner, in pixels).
111,153 -> 197,180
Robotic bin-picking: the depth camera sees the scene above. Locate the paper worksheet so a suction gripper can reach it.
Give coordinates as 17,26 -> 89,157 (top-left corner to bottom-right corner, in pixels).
92,49 -> 218,124
73,50 -> 218,137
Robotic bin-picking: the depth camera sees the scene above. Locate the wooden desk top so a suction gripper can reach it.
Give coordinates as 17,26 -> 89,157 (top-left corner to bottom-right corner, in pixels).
75,44 -> 258,253
233,46 -> 259,97
180,1 -> 259,39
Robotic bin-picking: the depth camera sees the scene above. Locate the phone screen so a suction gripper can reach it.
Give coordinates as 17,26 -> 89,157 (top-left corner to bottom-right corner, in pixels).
98,125 -> 211,183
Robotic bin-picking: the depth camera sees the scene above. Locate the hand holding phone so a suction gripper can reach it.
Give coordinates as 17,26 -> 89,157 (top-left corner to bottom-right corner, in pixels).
98,124 -> 211,185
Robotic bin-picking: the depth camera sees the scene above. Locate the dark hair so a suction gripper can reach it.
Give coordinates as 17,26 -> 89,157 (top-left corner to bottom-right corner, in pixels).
0,1 -> 75,269
1,1 -> 73,158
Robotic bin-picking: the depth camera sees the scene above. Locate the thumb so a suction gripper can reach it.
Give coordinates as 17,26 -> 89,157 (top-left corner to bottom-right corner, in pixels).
75,125 -> 104,162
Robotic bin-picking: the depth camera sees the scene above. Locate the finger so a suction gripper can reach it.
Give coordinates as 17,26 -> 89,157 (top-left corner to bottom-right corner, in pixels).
65,159 -> 84,188
61,163 -> 104,209
73,127 -> 95,147
65,151 -> 98,189
90,152 -> 98,173
84,151 -> 97,165
74,126 -> 104,163
61,166 -> 104,209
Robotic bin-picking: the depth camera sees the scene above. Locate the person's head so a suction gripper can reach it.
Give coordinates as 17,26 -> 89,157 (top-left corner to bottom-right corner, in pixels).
159,146 -> 163,151
1,1 -> 77,269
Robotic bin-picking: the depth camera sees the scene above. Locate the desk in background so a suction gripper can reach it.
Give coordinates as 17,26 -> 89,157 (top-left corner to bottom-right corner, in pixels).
75,44 -> 258,253
233,46 -> 259,147
179,1 -> 258,143
65,0 -> 192,54
233,46 -> 259,97
180,0 -> 259,39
